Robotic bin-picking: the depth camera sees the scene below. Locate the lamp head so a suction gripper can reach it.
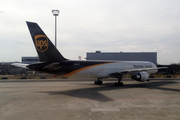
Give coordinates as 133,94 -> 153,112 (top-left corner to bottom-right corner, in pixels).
52,10 -> 59,16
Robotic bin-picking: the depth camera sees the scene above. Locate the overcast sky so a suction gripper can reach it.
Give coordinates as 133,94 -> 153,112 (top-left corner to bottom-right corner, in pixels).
0,0 -> 180,64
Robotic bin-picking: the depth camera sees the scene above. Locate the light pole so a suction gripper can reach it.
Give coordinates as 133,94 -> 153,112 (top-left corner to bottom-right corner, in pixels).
52,9 -> 60,48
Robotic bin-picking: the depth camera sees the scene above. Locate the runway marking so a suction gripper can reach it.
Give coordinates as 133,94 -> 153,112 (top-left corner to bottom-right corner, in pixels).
91,108 -> 120,112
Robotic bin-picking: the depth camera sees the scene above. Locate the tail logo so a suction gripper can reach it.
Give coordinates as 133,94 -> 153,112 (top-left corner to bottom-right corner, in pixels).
34,35 -> 48,52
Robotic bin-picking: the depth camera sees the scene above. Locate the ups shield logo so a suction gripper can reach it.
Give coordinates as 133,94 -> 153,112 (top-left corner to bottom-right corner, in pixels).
34,35 -> 48,52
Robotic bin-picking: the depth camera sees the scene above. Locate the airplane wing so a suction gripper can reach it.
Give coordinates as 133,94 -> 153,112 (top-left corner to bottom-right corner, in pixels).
109,67 -> 167,76
11,63 -> 29,69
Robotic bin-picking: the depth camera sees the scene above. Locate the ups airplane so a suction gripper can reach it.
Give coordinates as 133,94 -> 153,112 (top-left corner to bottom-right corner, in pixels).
12,22 -> 166,86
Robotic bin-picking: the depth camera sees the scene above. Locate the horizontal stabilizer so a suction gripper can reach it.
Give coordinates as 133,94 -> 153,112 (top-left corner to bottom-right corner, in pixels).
11,63 -> 29,69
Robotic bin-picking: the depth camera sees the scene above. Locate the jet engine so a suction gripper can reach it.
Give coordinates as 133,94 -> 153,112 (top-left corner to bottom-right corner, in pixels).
131,72 -> 149,82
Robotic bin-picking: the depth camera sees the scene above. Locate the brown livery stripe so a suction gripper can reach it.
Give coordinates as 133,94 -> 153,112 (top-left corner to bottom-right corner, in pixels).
62,62 -> 115,77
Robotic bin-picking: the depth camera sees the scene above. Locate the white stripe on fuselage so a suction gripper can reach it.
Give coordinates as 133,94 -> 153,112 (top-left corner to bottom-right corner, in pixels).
67,61 -> 157,78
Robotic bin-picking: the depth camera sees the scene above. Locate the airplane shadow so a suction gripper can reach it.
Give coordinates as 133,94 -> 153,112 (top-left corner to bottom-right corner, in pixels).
40,80 -> 180,102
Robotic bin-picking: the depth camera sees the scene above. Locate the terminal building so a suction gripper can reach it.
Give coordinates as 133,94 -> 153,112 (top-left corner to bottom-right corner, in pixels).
0,62 -> 26,75
21,52 -> 157,65
86,51 -> 157,65
22,57 -> 39,64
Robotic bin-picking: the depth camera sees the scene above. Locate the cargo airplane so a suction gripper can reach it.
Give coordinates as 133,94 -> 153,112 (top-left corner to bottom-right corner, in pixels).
12,22 -> 166,86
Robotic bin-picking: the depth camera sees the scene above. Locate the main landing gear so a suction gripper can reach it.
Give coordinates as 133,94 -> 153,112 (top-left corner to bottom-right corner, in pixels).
114,75 -> 123,86
94,78 -> 103,85
94,75 -> 123,86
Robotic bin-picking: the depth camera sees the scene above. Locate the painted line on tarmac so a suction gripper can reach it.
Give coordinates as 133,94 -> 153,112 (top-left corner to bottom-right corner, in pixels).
91,107 -> 120,112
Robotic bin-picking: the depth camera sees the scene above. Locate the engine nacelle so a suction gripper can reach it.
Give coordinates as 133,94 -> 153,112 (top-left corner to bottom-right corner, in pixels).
131,72 -> 149,82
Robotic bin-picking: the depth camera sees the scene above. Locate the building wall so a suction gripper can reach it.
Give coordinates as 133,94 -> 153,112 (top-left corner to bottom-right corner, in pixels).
0,62 -> 26,75
22,57 -> 40,64
87,52 -> 157,65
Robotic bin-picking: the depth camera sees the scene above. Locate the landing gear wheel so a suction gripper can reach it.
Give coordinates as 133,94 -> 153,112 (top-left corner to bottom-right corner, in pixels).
94,78 -> 103,85
114,82 -> 123,86
94,81 -> 97,84
94,80 -> 103,85
114,75 -> 123,86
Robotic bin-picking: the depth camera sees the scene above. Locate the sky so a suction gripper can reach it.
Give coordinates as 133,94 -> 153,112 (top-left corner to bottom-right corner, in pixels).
0,0 -> 180,64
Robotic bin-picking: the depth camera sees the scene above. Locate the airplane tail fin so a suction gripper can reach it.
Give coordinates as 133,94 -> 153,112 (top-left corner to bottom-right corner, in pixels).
26,21 -> 67,62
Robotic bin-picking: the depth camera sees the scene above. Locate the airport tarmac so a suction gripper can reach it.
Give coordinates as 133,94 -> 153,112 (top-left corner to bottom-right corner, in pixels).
0,78 -> 180,120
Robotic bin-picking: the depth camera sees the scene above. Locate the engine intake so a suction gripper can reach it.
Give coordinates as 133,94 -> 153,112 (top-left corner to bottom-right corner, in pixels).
131,72 -> 149,82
